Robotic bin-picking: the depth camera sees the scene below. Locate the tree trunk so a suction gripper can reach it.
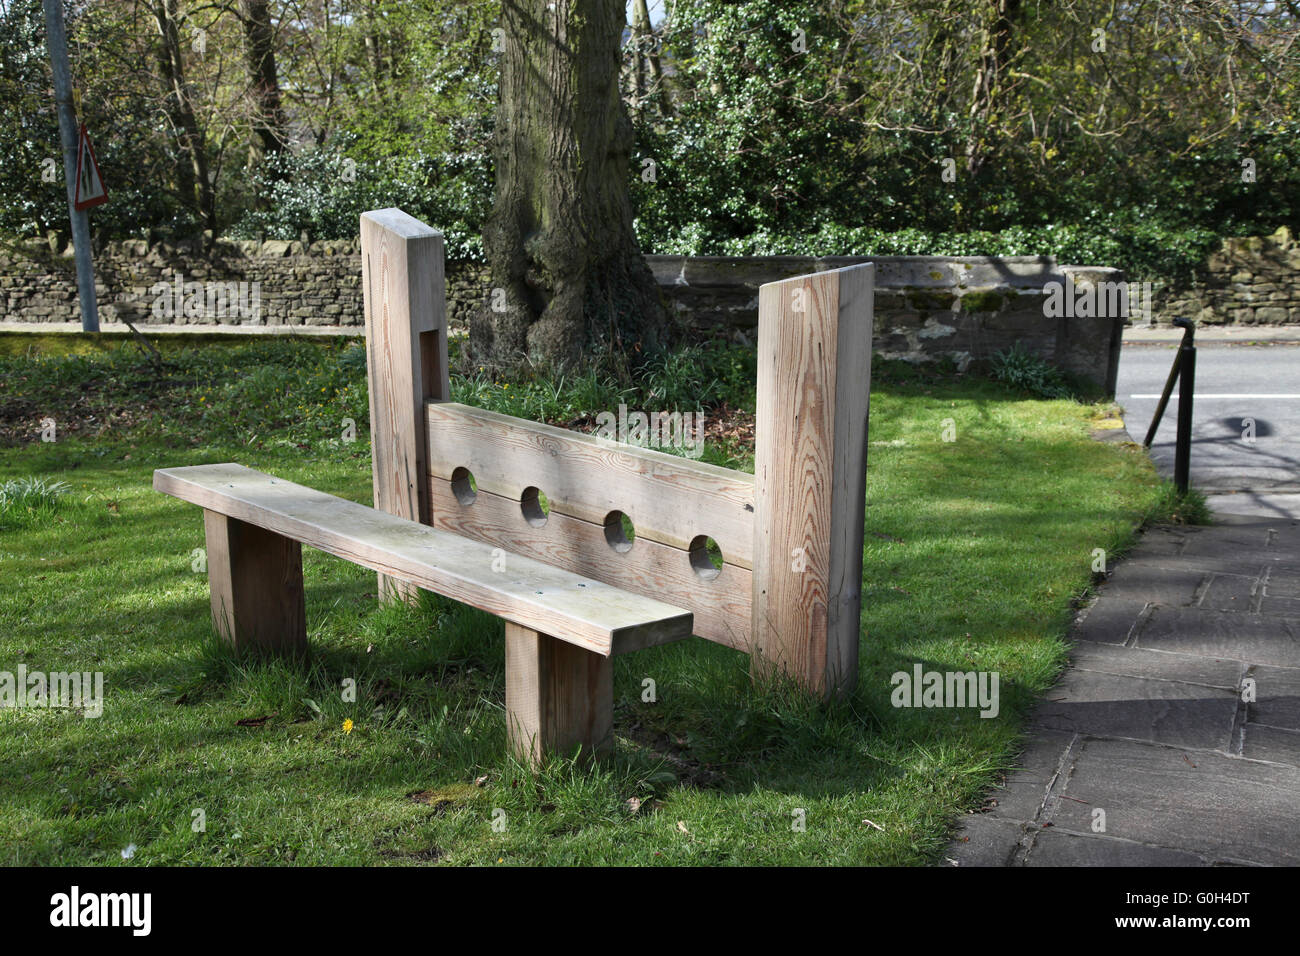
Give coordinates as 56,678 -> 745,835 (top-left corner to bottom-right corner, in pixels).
238,0 -> 289,166
965,0 -> 1021,177
472,0 -> 667,372
630,0 -> 670,117
153,0 -> 216,234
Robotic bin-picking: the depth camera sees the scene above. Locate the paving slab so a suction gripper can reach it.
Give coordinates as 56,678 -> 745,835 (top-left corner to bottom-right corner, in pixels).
1120,552 -> 1279,576
1129,525 -> 1190,558
1095,564 -> 1206,607
1245,664 -> 1300,731
1176,527 -> 1277,556
1260,594 -> 1300,616
1070,598 -> 1148,645
947,815 -> 1030,867
975,728 -> 1079,823
1047,737 -> 1300,866
1263,567 -> 1300,598
1024,828 -> 1205,867
1198,573 -> 1260,612
1033,670 -> 1237,750
1240,724 -> 1300,766
1066,642 -> 1242,690
1136,606 -> 1300,667
1206,492 -> 1300,520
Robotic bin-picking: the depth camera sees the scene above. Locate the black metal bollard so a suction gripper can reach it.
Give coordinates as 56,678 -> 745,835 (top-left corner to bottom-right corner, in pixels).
1143,317 -> 1195,449
1173,330 -> 1196,494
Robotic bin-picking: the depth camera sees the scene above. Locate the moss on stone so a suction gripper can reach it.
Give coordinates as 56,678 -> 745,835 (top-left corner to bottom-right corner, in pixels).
959,288 -> 1009,313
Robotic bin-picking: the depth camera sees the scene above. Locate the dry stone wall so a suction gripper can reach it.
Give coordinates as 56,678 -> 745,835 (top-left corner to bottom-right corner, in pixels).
2,239 -> 1129,391
1156,227 -> 1300,326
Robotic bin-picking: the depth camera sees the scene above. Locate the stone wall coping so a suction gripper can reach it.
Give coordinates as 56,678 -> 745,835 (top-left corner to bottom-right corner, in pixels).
642,253 -> 1120,290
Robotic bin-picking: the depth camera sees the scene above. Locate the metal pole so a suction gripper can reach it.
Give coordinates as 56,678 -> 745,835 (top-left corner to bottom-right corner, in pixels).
43,0 -> 98,332
1142,349 -> 1181,448
1174,336 -> 1196,495
1142,317 -> 1195,448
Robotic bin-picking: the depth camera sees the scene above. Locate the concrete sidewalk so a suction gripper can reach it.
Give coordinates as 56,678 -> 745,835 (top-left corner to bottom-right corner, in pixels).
948,506 -> 1300,866
1123,324 -> 1300,345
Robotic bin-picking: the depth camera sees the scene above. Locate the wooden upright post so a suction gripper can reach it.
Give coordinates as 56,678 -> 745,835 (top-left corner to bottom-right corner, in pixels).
361,209 -> 450,601
504,622 -> 613,766
202,509 -> 307,656
751,264 -> 874,698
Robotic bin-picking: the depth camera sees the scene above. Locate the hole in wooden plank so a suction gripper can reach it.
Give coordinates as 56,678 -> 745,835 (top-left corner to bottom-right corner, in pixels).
450,467 -> 477,505
689,535 -> 723,580
520,486 -> 550,527
603,510 -> 635,553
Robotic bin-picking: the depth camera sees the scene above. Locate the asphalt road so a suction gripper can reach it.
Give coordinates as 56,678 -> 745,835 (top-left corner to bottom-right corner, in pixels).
1115,342 -> 1300,495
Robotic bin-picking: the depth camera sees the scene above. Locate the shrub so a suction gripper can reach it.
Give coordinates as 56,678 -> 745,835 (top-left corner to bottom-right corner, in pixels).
0,476 -> 70,529
990,343 -> 1073,400
228,135 -> 491,260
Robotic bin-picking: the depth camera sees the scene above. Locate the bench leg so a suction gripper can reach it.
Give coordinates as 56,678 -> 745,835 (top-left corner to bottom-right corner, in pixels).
203,509 -> 307,656
504,622 -> 612,766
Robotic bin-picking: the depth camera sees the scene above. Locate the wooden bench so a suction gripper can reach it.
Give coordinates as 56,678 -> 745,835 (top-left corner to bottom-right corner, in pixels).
153,462 -> 691,760
154,207 -> 875,766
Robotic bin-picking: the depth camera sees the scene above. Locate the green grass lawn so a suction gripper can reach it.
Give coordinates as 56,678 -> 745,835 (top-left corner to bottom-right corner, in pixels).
0,337 -> 1175,865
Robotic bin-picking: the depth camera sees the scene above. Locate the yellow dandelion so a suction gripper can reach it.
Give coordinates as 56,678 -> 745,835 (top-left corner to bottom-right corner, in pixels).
342,718 -> 354,734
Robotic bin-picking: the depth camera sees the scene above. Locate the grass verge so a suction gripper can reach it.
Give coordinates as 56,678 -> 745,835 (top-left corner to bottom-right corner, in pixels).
0,338 -> 1169,865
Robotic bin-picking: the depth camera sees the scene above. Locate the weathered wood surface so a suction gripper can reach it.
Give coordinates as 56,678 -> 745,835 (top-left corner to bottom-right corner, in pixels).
203,509 -> 307,656
505,622 -> 613,766
424,401 -> 756,567
427,476 -> 752,650
155,463 -> 692,657
362,208 -> 450,600
752,263 -> 874,697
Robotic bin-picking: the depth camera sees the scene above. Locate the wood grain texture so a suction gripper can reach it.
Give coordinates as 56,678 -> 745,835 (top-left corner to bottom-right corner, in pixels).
361,208 -> 450,601
424,401 -> 756,567
428,476 -> 752,651
751,264 -> 873,697
156,464 -> 693,657
202,509 -> 307,656
505,622 -> 613,766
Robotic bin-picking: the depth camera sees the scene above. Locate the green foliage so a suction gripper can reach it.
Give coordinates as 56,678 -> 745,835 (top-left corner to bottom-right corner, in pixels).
0,476 -> 70,529
990,343 -> 1073,400
1143,483 -> 1212,527
632,0 -> 868,251
0,0 -> 1293,294
0,0 -> 191,243
228,135 -> 491,259
637,342 -> 756,412
630,0 -> 1293,276
451,337 -> 756,467
1,334 -> 758,465
452,365 -> 631,424
0,0 -> 63,241
641,218 -> 1221,283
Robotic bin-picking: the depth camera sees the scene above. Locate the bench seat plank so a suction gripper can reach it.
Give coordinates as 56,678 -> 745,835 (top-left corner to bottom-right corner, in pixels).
154,463 -> 692,657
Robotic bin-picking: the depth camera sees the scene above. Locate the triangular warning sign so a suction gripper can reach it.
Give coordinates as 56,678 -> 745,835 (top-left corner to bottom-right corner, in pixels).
73,123 -> 107,211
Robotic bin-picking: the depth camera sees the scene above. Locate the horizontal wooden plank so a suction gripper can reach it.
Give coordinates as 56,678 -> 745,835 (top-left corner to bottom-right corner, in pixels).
154,463 -> 693,657
428,477 -> 753,651
425,402 -> 756,568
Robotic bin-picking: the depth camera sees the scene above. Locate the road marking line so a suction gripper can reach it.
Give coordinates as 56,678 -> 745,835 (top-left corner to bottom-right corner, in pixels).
1128,393 -> 1300,399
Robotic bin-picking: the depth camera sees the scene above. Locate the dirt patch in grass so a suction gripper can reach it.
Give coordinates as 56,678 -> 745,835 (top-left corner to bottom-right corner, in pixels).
0,363 -> 184,446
